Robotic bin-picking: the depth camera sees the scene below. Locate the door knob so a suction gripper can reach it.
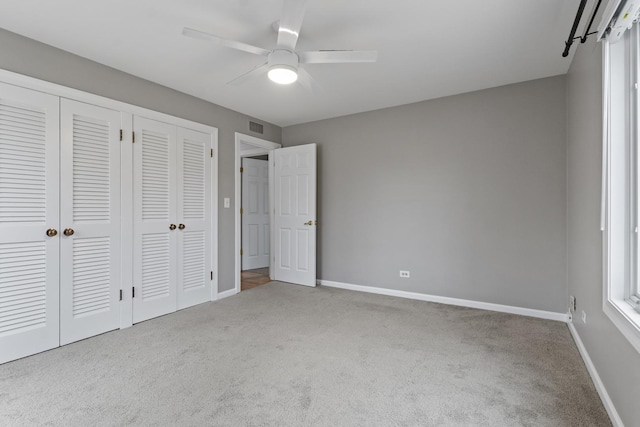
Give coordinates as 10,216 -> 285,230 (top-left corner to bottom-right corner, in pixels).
304,220 -> 313,226
46,228 -> 58,237
169,224 -> 177,230
178,224 -> 186,230
63,228 -> 74,236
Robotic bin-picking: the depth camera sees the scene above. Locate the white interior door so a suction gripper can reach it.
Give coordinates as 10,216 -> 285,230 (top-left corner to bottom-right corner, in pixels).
242,158 -> 270,270
59,99 -> 121,345
274,144 -> 317,287
176,127 -> 211,309
133,116 -> 177,323
0,83 -> 60,363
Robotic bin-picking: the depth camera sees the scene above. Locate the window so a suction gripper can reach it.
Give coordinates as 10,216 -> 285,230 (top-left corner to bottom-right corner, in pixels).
603,20 -> 640,354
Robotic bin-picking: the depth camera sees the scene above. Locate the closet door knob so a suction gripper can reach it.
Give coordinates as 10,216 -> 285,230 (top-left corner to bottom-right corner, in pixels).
63,228 -> 74,236
178,224 -> 186,230
169,224 -> 177,230
46,228 -> 58,237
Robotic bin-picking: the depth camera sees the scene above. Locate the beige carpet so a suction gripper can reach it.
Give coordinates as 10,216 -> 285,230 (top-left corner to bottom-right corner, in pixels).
0,282 -> 610,426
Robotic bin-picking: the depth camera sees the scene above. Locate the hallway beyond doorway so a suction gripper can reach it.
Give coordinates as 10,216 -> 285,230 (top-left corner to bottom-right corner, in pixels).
241,268 -> 270,291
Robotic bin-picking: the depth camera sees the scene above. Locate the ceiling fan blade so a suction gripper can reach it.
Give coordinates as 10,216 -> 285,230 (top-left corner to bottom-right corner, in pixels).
227,62 -> 269,86
183,27 -> 271,57
297,67 -> 320,94
276,0 -> 309,51
298,50 -> 378,64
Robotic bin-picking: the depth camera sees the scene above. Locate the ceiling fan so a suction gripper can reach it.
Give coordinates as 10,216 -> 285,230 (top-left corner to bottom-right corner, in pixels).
182,0 -> 378,87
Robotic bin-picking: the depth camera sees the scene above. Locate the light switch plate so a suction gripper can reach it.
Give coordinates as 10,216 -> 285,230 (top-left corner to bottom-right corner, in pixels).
224,198 -> 230,208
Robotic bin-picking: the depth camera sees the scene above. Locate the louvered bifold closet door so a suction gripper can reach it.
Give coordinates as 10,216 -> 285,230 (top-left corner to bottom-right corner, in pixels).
0,83 -> 60,364
58,100 -> 121,345
133,117 -> 177,323
176,127 -> 211,309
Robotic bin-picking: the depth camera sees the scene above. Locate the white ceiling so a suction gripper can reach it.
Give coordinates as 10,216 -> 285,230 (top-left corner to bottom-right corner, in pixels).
1,0 -> 585,127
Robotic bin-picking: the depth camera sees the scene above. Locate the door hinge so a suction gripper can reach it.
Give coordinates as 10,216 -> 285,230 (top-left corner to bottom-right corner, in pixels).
211,271 -> 213,280
119,129 -> 123,141
119,289 -> 123,301
240,167 -> 244,173
132,131 -> 136,143
240,249 -> 243,256
132,286 -> 135,298
240,207 -> 244,214
211,148 -> 214,158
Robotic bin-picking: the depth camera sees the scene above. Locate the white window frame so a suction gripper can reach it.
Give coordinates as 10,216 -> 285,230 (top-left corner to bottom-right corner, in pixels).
603,24 -> 640,355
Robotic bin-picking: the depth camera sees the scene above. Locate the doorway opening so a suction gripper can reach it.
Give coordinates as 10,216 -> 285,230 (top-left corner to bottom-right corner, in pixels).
234,133 -> 281,294
241,155 -> 270,291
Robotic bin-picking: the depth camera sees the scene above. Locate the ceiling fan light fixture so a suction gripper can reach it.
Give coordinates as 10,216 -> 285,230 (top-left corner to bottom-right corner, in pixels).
268,65 -> 298,84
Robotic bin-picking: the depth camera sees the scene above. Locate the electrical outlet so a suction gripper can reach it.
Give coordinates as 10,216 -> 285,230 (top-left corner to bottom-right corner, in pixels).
581,310 -> 587,323
399,270 -> 410,278
569,295 -> 576,313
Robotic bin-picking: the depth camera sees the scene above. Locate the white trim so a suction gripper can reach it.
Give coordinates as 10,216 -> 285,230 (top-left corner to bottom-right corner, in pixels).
217,288 -> 238,300
604,299 -> 640,353
602,41 -> 610,232
240,147 -> 271,157
0,69 -> 215,135
568,323 -> 624,427
119,112 -> 134,329
318,280 -> 570,322
234,133 -> 281,294
602,35 -> 640,354
210,131 -> 219,302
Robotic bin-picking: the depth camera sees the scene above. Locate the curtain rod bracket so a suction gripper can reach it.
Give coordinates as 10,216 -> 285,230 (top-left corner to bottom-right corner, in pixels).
562,0 -> 602,57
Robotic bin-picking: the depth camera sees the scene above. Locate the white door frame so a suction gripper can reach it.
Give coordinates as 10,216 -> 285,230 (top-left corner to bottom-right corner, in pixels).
234,133 -> 281,294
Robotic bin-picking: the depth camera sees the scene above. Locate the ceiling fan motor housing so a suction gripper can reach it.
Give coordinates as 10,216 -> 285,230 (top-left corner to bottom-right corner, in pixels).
268,49 -> 299,72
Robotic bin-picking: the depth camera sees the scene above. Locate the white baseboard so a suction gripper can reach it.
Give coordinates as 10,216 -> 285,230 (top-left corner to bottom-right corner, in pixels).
568,323 -> 623,427
317,280 -> 570,322
217,288 -> 237,300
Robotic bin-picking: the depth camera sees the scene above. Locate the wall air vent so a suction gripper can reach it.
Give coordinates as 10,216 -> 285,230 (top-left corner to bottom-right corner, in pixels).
249,121 -> 264,134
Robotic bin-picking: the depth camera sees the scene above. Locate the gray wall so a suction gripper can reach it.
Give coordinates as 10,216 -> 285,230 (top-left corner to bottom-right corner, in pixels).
283,76 -> 567,313
567,38 -> 640,425
0,28 -> 281,293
